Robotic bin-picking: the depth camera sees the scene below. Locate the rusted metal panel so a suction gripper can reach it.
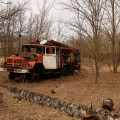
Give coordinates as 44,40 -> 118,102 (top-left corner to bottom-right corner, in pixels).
83,115 -> 98,120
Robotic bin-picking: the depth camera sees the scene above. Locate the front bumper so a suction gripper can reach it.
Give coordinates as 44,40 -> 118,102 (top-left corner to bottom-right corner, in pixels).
0,68 -> 30,73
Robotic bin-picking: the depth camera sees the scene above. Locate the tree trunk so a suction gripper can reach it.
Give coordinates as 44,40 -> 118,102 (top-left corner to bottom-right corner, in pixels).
111,0 -> 117,73
95,36 -> 99,83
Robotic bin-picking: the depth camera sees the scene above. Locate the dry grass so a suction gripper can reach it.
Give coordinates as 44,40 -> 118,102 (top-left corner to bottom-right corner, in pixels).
0,64 -> 120,119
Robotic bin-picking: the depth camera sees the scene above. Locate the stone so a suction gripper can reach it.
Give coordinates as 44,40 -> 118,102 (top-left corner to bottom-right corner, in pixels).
45,98 -> 53,107
58,100 -> 67,111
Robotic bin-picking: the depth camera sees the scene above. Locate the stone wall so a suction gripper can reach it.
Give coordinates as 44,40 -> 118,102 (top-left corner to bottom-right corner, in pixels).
8,87 -> 120,120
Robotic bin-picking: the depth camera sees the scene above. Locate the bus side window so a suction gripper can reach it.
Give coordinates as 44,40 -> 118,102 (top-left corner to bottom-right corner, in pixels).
46,47 -> 55,54
52,48 -> 55,54
74,52 -> 80,62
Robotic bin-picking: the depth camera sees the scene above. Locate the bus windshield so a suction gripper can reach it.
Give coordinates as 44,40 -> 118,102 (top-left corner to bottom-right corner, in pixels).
22,46 -> 43,54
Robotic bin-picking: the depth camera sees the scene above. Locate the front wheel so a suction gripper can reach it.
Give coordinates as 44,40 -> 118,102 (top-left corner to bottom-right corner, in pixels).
9,72 -> 15,81
31,73 -> 39,82
21,74 -> 27,82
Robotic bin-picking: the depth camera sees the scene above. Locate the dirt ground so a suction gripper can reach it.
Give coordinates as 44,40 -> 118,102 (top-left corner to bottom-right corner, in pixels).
0,66 -> 120,120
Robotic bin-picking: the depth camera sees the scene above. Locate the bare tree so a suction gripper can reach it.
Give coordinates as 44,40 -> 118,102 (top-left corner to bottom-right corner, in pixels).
0,0 -> 29,57
27,0 -> 54,42
54,17 -> 66,42
26,12 -> 34,43
104,0 -> 120,73
63,0 -> 106,83
17,12 -> 26,54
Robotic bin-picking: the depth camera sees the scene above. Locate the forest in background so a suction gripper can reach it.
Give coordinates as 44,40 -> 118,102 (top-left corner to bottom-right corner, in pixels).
0,0 -> 120,83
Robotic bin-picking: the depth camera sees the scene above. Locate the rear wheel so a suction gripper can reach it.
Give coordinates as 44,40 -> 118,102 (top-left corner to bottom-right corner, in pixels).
62,67 -> 68,76
68,66 -> 75,75
9,72 -> 15,81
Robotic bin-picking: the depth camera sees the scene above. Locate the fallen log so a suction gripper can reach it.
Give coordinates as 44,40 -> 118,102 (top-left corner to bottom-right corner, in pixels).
7,86 -> 120,120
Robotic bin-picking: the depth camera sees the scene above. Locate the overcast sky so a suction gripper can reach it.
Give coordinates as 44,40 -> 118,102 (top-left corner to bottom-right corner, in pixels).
28,0 -> 73,21
27,0 -> 75,40
1,0 -> 70,19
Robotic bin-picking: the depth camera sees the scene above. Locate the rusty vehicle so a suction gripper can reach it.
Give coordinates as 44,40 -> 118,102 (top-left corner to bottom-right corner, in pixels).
0,40 -> 81,81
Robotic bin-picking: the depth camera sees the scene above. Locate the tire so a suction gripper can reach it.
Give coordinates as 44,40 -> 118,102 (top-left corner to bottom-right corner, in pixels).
9,72 -> 15,81
62,67 -> 68,76
68,66 -> 75,75
33,63 -> 45,74
21,74 -> 27,82
31,73 -> 39,81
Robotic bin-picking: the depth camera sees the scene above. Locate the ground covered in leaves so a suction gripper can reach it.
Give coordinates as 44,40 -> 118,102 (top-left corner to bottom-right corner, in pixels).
0,65 -> 120,120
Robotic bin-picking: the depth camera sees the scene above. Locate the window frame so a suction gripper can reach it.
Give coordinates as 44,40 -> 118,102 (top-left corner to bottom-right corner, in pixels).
45,47 -> 56,55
